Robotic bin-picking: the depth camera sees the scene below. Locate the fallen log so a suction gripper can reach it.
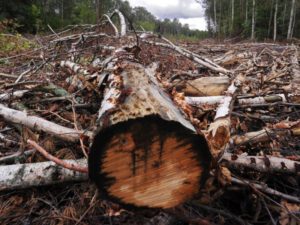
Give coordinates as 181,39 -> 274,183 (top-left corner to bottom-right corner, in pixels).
186,94 -> 287,106
0,159 -> 87,191
223,153 -> 300,174
231,123 -> 300,145
89,61 -> 212,209
0,104 -> 92,142
176,76 -> 230,96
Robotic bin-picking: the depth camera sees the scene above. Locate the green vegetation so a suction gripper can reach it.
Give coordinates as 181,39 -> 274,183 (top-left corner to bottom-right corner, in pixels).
0,0 -> 208,40
202,0 -> 299,40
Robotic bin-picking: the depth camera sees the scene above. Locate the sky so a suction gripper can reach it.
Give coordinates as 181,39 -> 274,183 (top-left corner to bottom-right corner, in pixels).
126,0 -> 208,31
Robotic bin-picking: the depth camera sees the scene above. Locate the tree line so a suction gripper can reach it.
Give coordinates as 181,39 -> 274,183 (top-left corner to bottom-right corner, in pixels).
0,0 -> 208,39
201,0 -> 299,40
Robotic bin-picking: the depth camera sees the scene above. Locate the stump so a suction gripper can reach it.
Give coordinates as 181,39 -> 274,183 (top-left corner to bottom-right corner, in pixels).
89,62 -> 211,208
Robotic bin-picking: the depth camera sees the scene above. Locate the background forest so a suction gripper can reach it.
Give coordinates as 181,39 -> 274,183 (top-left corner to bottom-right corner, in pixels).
0,0 -> 299,40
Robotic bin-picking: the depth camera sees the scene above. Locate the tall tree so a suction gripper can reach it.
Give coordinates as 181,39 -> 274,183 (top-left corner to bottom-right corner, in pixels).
245,0 -> 248,24
214,0 -> 217,32
267,0 -> 274,38
251,0 -> 256,40
231,0 -> 235,32
273,0 -> 278,41
287,0 -> 296,39
95,0 -> 100,23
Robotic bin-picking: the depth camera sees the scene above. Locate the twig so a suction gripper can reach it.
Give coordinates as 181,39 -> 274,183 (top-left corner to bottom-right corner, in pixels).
71,98 -> 88,158
27,139 -> 88,173
231,177 -> 300,203
15,68 -> 32,83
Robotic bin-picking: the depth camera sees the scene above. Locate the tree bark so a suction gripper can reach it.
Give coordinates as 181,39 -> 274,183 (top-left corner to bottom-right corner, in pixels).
88,61 -> 211,209
251,0 -> 256,40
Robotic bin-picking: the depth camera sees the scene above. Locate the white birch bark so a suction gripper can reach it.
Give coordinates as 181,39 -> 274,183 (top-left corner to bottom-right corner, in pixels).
287,0 -> 296,39
0,104 -> 92,142
0,159 -> 88,191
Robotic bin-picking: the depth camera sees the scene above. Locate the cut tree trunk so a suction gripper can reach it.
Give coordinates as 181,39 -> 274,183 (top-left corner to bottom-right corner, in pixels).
88,62 -> 212,209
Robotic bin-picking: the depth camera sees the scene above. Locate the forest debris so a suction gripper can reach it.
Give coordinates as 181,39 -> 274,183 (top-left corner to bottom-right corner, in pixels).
141,37 -> 230,75
0,15 -> 299,223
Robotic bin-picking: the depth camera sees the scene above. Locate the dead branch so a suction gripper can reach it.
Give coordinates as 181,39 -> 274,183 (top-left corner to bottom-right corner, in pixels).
0,104 -> 92,142
112,9 -> 126,37
103,14 -> 119,37
27,139 -> 88,173
142,39 -> 230,75
231,177 -> 300,203
0,158 -> 87,191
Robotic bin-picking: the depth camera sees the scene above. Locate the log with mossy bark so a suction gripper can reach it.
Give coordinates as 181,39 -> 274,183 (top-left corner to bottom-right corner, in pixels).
88,61 -> 212,209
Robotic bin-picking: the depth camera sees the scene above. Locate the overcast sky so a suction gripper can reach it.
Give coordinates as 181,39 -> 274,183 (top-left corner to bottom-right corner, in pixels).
126,0 -> 207,31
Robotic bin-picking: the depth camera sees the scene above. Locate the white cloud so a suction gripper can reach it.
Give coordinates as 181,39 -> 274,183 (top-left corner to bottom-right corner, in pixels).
179,17 -> 207,31
125,0 -> 207,30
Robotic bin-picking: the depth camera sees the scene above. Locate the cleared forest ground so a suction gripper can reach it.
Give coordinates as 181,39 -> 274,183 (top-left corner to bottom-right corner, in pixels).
0,27 -> 300,224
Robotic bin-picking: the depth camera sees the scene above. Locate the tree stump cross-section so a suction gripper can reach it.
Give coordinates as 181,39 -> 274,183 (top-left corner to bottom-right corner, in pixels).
89,62 -> 211,209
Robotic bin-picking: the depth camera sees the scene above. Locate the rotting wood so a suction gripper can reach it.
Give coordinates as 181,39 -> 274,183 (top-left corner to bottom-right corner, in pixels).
205,74 -> 244,159
89,61 -> 212,209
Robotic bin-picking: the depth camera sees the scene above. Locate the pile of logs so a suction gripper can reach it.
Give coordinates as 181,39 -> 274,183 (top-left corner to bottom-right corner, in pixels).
0,10 -> 299,224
